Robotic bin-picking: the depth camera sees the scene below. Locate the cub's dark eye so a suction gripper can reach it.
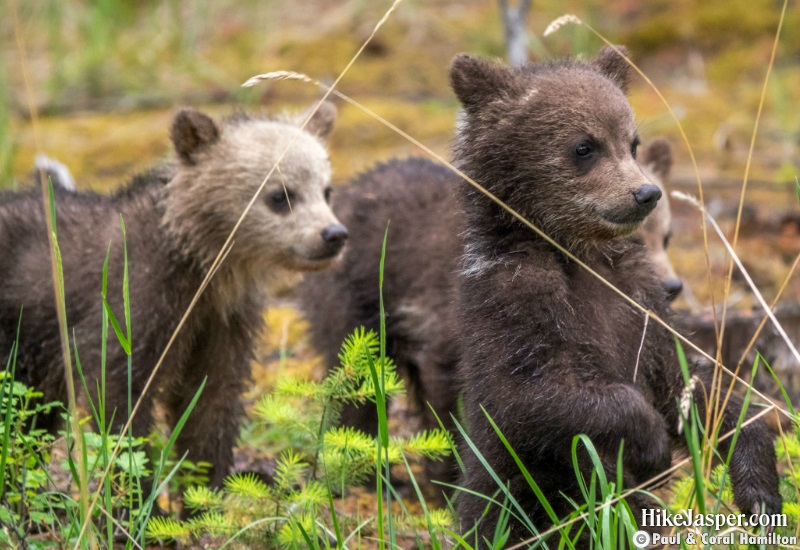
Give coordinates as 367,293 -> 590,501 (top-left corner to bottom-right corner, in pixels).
267,188 -> 292,213
324,187 -> 332,204
631,137 -> 640,159
575,142 -> 592,157
663,230 -> 672,250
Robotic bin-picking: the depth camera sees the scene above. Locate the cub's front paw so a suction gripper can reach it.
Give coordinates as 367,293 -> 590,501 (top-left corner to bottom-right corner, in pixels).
626,415 -> 672,483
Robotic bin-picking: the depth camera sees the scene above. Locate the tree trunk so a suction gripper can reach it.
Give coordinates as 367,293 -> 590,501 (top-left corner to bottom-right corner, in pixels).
499,0 -> 532,67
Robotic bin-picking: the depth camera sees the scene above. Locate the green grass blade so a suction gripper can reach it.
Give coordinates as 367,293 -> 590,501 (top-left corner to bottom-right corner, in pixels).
451,416 -> 538,537
712,354 -> 760,515
674,337 -> 706,515
481,406 -> 562,526
674,335 -> 691,385
154,378 -> 207,467
685,405 -> 707,516
379,223 -> 395,548
325,479 -> 343,548
400,455 -> 441,550
761,353 -> 797,418
120,216 -> 131,344
367,224 -> 392,549
339,517 -> 373,547
100,244 -> 111,436
215,517 -> 285,549
103,297 -> 130,354
297,520 -> 319,549
363,342 -> 389,450
363,340 -> 387,547
47,176 -> 57,238
572,435 -> 609,494
134,378 -> 207,540
428,408 -> 464,474
0,312 -> 22,502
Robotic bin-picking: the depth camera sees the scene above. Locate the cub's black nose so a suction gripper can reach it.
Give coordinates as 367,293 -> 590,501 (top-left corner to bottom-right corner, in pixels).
321,224 -> 348,251
633,183 -> 662,212
663,278 -> 683,302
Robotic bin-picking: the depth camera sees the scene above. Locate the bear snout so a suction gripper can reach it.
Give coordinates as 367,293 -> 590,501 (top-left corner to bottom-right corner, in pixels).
632,183 -> 662,212
663,277 -> 683,301
320,223 -> 348,253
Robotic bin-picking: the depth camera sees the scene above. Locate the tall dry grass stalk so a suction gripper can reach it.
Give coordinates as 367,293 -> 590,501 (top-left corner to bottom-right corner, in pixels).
9,0 -> 93,545
713,0 -> 789,481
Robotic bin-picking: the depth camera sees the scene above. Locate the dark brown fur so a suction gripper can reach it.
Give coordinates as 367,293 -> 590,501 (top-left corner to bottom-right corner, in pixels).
300,158 -> 462,439
450,48 -> 780,544
300,140 -> 676,489
0,104 -> 344,488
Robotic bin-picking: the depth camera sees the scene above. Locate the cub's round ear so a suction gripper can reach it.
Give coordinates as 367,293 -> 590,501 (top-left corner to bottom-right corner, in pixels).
302,101 -> 337,140
450,53 -> 522,113
591,45 -> 631,93
170,108 -> 221,165
641,138 -> 673,179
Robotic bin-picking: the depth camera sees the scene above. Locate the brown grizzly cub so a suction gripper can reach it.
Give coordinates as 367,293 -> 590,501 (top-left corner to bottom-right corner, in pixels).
450,47 -> 780,543
639,139 -> 683,301
300,157 -> 463,440
300,141 -> 677,451
0,103 -> 345,487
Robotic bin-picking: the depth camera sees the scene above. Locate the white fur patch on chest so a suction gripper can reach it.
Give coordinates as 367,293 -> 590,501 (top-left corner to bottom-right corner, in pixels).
522,88 -> 539,103
460,242 -> 507,278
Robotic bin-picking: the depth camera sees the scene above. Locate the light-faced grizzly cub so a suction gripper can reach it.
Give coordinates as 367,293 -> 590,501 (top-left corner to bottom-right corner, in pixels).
0,103 -> 346,487
450,47 -> 780,543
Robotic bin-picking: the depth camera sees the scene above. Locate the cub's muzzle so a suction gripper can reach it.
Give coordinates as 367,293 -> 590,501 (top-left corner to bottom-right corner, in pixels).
632,183 -> 662,214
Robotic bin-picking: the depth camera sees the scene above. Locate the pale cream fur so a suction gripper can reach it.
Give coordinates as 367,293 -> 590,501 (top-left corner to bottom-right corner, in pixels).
161,105 -> 343,318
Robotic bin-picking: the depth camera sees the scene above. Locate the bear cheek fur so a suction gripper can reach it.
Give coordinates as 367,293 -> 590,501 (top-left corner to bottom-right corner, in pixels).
164,155 -> 240,269
206,124 -> 341,273
526,84 -> 646,243
264,145 -> 345,272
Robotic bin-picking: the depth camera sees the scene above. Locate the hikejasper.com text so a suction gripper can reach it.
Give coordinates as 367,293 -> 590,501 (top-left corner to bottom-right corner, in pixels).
642,508 -> 787,531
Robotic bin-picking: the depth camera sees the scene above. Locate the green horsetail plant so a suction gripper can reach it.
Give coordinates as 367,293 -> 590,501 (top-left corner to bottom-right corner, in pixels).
146,325 -> 451,547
